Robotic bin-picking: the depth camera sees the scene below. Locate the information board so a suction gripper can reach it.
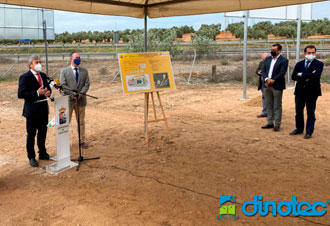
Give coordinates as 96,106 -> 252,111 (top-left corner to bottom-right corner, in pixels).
118,52 -> 176,94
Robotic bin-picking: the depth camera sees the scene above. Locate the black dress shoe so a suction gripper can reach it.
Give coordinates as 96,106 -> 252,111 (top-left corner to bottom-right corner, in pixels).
257,114 -> 267,118
274,126 -> 280,132
39,152 -> 50,160
261,124 -> 274,129
304,133 -> 312,139
29,158 -> 38,167
290,129 -> 303,135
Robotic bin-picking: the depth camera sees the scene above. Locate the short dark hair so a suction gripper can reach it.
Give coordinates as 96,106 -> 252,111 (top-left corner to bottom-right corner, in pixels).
272,43 -> 282,51
304,45 -> 317,53
70,51 -> 79,59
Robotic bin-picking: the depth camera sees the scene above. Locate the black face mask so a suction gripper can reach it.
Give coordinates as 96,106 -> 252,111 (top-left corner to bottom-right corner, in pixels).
271,51 -> 277,57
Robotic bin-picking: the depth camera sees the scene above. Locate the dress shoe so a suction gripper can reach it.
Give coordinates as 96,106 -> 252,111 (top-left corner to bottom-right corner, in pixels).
29,158 -> 38,167
257,114 -> 267,118
261,124 -> 274,129
39,152 -> 50,160
274,126 -> 280,132
290,129 -> 303,135
304,133 -> 312,139
80,142 -> 88,149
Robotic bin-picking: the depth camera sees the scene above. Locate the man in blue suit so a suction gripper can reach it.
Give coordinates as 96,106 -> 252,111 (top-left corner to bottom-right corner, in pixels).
18,55 -> 52,167
290,45 -> 324,139
261,44 -> 288,131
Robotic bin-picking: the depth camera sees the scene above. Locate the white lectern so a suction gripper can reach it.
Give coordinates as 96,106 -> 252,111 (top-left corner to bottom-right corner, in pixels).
46,96 -> 77,174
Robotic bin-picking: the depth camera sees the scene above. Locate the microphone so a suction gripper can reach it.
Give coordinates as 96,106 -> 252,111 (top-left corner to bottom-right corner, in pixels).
48,77 -> 62,90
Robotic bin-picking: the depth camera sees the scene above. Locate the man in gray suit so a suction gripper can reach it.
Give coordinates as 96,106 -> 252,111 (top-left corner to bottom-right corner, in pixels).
60,52 -> 90,148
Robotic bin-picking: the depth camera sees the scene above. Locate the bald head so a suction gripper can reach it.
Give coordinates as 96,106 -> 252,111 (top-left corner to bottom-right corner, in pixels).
262,53 -> 269,61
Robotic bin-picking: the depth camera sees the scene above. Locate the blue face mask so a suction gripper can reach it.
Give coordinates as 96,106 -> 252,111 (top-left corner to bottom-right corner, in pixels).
73,58 -> 81,66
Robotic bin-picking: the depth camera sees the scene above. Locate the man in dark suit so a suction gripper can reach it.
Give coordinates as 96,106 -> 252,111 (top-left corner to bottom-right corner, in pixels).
290,45 -> 323,139
261,43 -> 288,131
18,55 -> 52,167
256,53 -> 269,118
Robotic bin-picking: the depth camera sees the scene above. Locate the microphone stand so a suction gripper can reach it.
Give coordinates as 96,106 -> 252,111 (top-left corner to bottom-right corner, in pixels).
71,93 -> 100,171
55,84 -> 100,171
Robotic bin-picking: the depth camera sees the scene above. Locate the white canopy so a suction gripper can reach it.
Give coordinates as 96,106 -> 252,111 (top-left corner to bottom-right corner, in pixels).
0,0 -> 326,18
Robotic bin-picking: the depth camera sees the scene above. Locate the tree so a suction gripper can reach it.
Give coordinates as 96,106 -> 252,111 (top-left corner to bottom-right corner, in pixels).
226,22 -> 244,39
191,33 -> 215,56
196,24 -> 221,40
172,25 -> 195,38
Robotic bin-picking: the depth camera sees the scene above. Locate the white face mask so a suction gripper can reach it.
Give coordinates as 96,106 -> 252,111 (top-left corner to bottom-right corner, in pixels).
305,54 -> 316,61
34,63 -> 42,72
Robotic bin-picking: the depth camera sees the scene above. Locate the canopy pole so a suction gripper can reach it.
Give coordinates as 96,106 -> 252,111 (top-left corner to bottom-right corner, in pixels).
144,1 -> 148,134
296,5 -> 302,63
144,2 -> 148,52
241,10 -> 249,100
42,9 -> 49,77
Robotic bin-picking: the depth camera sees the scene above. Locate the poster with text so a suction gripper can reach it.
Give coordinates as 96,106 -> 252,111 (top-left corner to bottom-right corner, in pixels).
118,52 -> 176,94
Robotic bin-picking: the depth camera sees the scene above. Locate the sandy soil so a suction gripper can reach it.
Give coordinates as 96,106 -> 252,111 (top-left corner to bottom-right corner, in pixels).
1,75 -> 330,226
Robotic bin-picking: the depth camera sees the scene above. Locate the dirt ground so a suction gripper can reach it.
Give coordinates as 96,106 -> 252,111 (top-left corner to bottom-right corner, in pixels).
1,72 -> 330,226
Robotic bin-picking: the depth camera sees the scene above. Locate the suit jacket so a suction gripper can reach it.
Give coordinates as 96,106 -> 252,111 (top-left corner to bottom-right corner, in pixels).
256,60 -> 264,90
261,55 -> 288,91
18,70 -> 51,118
292,59 -> 323,97
59,66 -> 90,107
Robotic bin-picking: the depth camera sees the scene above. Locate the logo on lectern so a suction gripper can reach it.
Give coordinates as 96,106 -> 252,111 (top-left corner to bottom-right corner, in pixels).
59,107 -> 67,124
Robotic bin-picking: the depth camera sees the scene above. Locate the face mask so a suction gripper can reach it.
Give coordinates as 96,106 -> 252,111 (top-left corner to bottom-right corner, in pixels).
271,51 -> 277,57
305,54 -> 315,61
34,63 -> 42,72
73,58 -> 81,66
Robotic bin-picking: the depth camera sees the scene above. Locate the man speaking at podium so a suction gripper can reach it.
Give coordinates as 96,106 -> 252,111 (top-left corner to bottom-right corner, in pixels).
18,55 -> 52,167
60,52 -> 90,149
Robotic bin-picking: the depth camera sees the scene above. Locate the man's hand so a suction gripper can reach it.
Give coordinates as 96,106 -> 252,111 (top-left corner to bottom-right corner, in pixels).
257,70 -> 262,76
45,90 -> 51,97
265,79 -> 274,87
37,86 -> 48,96
78,94 -> 82,101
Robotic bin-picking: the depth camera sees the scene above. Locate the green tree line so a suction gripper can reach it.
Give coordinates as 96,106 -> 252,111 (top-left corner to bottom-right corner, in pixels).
54,18 -> 330,42
226,18 -> 330,39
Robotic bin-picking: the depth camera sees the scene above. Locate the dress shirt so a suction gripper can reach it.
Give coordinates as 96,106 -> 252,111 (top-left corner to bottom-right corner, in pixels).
267,54 -> 280,79
30,69 -> 43,96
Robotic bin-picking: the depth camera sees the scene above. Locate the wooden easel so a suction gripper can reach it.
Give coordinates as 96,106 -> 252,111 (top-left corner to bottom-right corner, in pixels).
144,91 -> 171,143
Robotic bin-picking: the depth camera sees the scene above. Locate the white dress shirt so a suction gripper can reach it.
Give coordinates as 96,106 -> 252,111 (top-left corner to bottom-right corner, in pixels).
267,54 -> 280,80
30,69 -> 43,86
71,65 -> 79,78
30,69 -> 43,96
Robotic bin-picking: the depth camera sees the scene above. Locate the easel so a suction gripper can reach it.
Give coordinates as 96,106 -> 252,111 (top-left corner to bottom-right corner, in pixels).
144,91 -> 171,143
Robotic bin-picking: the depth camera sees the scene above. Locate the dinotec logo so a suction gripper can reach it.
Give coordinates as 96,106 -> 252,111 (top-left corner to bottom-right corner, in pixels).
217,195 -> 329,220
217,196 -> 238,220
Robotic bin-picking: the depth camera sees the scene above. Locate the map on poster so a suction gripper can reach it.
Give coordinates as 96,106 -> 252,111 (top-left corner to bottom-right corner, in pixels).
118,52 -> 176,94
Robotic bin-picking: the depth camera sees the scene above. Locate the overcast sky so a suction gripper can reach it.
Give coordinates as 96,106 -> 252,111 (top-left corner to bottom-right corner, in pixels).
54,1 -> 330,34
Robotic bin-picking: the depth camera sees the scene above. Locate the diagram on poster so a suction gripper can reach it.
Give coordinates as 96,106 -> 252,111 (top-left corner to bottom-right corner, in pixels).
118,52 -> 176,94
126,74 -> 151,92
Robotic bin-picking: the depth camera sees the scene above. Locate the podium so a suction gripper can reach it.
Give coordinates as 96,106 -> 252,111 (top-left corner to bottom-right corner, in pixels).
46,96 -> 77,174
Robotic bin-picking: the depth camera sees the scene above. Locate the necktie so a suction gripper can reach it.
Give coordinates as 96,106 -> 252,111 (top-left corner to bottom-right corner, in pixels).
74,68 -> 79,83
36,73 -> 42,87
305,60 -> 310,70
